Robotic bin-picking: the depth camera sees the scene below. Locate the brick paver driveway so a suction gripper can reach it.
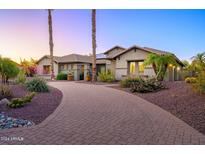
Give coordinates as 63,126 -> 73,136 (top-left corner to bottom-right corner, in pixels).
1,81 -> 205,145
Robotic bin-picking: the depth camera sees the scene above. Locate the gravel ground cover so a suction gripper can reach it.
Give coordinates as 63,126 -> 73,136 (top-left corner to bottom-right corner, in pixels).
0,84 -> 63,129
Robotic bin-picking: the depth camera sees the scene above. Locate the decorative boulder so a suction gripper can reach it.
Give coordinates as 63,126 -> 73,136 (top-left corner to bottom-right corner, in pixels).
0,98 -> 10,105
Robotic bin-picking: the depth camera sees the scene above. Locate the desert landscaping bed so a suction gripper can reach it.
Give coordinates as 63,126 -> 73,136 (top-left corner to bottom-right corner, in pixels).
0,84 -> 63,126
109,81 -> 205,135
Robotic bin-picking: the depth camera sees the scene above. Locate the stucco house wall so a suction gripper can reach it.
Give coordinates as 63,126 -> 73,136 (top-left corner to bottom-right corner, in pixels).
115,48 -> 156,80
37,57 -> 58,76
106,48 -> 123,58
106,60 -> 116,74
36,45 -> 184,81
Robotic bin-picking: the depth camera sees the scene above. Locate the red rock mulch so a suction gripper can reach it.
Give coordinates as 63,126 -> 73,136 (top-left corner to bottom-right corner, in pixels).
0,84 -> 63,125
109,81 -> 205,135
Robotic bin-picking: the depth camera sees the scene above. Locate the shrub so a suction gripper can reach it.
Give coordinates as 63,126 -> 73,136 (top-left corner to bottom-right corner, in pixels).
25,77 -> 49,92
20,58 -> 37,77
120,77 -> 141,88
130,77 -> 166,93
0,85 -> 12,99
98,71 -> 115,82
16,69 -> 26,84
192,72 -> 205,94
185,77 -> 197,83
56,73 -> 67,80
23,92 -> 36,102
8,92 -> 36,108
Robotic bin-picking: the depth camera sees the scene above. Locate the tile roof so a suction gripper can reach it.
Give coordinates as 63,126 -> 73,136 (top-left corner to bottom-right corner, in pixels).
37,54 -> 92,64
58,54 -> 92,63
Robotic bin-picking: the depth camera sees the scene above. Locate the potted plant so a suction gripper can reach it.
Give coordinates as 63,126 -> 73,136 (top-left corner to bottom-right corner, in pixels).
85,71 -> 91,81
67,71 -> 74,81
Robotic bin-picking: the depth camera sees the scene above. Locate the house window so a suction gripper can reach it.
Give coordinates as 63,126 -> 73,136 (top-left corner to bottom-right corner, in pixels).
71,64 -> 74,70
64,64 -> 68,70
129,62 -> 136,74
60,64 -> 68,71
60,65 -> 64,71
138,62 -> 144,73
43,65 -> 50,74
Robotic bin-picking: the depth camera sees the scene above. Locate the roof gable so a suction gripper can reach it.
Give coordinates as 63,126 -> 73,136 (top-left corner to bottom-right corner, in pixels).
104,45 -> 126,54
36,55 -> 60,64
113,45 -> 184,66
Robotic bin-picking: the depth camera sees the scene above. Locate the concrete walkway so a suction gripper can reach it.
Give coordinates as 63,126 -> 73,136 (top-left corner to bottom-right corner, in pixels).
0,82 -> 205,145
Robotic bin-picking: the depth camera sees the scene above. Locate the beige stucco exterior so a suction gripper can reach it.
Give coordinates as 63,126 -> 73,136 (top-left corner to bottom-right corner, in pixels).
106,60 -> 116,74
37,57 -> 58,76
106,48 -> 123,58
102,47 -> 183,81
37,56 -> 91,80
115,48 -> 156,80
37,46 -> 183,81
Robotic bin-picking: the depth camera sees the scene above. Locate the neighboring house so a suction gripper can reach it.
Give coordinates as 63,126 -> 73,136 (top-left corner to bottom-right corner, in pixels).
37,54 -> 92,80
36,45 -> 184,81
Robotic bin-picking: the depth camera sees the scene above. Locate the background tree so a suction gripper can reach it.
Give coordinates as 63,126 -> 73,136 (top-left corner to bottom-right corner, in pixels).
0,57 -> 19,84
20,58 -> 37,77
181,60 -> 193,78
48,9 -> 55,80
144,53 -> 178,81
91,9 -> 97,82
191,52 -> 205,72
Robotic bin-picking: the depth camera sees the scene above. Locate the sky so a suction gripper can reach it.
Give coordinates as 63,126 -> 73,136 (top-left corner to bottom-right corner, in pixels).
0,9 -> 205,62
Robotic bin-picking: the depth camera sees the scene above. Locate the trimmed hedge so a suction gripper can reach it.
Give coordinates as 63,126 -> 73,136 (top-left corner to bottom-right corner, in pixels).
56,73 -> 67,80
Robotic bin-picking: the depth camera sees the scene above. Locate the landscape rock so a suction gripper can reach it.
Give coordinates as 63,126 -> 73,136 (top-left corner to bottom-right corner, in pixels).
0,98 -> 10,105
0,113 -> 34,130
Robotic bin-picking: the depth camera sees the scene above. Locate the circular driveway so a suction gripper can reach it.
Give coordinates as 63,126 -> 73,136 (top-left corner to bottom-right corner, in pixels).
0,81 -> 205,144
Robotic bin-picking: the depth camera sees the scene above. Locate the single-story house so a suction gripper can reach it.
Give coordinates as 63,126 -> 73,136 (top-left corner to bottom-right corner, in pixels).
36,45 -> 184,81
37,54 -> 92,80
99,45 -> 184,81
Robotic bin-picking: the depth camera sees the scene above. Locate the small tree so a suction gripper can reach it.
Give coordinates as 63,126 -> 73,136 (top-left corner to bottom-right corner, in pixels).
20,58 -> 37,77
190,52 -> 205,94
144,53 -> 178,81
0,57 -> 19,84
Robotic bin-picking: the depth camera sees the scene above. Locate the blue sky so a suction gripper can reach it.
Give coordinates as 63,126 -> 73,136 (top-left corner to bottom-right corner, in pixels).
0,9 -> 205,62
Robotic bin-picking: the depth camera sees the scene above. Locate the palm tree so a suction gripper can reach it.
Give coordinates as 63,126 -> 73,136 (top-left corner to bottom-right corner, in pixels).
191,52 -> 205,71
144,53 -> 178,81
91,9 -> 97,82
192,52 -> 205,64
48,9 -> 54,80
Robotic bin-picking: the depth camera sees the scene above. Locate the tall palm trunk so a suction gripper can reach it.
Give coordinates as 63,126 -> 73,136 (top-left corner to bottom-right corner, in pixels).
48,9 -> 54,80
91,9 -> 97,82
